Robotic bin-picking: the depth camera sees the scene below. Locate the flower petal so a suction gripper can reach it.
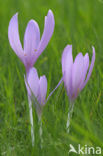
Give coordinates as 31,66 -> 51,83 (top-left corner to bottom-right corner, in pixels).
35,10 -> 55,60
79,53 -> 89,90
46,78 -> 63,103
72,53 -> 84,96
24,20 -> 40,55
26,67 -> 39,97
62,45 -> 73,97
82,46 -> 95,88
23,20 -> 40,68
8,13 -> 24,62
38,75 -> 47,105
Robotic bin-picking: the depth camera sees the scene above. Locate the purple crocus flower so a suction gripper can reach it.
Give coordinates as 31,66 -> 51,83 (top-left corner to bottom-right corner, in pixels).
25,67 -> 63,144
25,67 -> 47,116
62,45 -> 95,101
8,10 -> 55,72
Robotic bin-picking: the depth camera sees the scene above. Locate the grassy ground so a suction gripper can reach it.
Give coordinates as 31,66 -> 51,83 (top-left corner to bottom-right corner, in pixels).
0,0 -> 103,155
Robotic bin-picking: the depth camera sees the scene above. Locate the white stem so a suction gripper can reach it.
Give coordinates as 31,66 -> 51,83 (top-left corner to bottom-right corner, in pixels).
38,117 -> 43,148
28,95 -> 35,146
66,101 -> 74,133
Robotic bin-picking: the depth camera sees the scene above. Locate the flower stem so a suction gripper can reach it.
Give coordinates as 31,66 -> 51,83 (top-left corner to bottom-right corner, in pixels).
66,101 -> 74,133
38,117 -> 43,148
28,95 -> 35,146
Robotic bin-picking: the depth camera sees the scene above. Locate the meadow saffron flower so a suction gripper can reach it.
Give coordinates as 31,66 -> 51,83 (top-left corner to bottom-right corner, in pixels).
25,67 -> 47,116
62,45 -> 95,133
25,67 -> 47,147
25,67 -> 63,146
8,10 -> 55,72
62,45 -> 95,101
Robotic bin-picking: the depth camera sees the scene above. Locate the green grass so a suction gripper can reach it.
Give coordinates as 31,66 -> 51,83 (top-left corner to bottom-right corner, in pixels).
0,0 -> 103,155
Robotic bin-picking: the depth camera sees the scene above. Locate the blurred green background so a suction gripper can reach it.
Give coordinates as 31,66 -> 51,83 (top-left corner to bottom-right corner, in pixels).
0,0 -> 103,155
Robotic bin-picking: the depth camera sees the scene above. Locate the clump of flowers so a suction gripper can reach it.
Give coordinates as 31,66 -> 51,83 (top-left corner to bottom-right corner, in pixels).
8,10 -> 96,146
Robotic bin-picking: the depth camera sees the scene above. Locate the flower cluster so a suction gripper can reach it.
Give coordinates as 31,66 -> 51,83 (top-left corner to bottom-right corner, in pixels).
8,10 -> 55,116
8,9 -> 95,145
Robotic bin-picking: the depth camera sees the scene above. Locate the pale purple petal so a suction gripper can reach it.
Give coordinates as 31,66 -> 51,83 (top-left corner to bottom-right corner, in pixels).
82,46 -> 95,88
62,45 -> 72,74
79,53 -> 89,90
38,76 -> 47,105
72,53 -> 84,96
46,77 -> 63,103
62,45 -> 73,97
26,67 -> 39,97
23,20 -> 40,69
24,20 -> 40,55
8,13 -> 24,62
35,10 -> 55,60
